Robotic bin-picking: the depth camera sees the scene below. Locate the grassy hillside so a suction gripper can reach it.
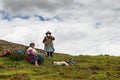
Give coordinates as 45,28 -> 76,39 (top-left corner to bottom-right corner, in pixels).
0,54 -> 120,80
0,40 -> 120,80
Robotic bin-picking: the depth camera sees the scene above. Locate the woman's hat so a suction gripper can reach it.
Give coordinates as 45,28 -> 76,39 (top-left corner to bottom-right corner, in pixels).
46,31 -> 51,34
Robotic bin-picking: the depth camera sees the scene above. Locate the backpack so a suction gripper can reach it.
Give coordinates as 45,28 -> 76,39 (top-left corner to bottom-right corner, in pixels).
66,60 -> 77,64
14,49 -> 25,55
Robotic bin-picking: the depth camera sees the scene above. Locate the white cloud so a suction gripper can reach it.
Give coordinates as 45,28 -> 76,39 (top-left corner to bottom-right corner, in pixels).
0,19 -> 120,56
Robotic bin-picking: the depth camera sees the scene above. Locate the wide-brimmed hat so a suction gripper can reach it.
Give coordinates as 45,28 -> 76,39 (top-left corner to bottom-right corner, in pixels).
46,31 -> 51,34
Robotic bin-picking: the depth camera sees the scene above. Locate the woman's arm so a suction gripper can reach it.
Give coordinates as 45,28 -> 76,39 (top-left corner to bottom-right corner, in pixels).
43,37 -> 46,43
51,36 -> 55,40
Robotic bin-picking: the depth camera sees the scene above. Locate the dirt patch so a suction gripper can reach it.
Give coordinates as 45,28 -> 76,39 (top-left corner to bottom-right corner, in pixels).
0,64 -> 5,69
10,74 -> 30,80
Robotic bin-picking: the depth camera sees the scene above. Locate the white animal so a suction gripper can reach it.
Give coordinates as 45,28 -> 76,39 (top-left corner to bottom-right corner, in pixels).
53,61 -> 69,66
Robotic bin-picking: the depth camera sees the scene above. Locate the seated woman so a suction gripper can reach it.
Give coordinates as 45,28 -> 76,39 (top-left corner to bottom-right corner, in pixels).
26,43 -> 44,66
0,49 -> 10,57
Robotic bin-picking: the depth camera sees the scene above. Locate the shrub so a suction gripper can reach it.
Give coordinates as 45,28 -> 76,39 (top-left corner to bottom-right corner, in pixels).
104,54 -> 110,56
90,65 -> 103,70
9,53 -> 26,61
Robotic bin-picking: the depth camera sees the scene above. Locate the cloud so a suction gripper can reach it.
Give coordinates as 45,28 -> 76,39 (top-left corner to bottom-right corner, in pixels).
0,0 -> 120,23
2,0 -> 74,13
0,18 -> 120,56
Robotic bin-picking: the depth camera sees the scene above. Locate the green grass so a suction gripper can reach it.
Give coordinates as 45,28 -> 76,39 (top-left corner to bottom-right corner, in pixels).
0,53 -> 120,80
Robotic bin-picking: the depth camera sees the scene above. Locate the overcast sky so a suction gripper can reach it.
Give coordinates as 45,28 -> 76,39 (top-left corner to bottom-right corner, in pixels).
0,0 -> 120,56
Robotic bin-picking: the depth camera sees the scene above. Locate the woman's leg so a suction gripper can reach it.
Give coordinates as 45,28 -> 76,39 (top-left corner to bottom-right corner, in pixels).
47,52 -> 49,57
37,54 -> 44,63
35,60 -> 39,66
50,52 -> 53,57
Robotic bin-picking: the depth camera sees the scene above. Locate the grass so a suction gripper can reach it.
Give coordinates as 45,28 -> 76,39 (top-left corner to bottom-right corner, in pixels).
0,53 -> 120,80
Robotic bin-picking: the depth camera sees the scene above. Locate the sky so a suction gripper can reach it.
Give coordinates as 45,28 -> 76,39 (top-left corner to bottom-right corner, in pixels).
0,0 -> 120,56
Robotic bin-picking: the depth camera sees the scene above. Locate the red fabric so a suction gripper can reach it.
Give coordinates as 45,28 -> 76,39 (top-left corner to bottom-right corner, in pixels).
26,56 -> 31,62
0,53 -> 4,57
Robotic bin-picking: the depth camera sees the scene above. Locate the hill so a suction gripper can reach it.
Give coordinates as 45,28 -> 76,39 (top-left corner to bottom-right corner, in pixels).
0,40 -> 27,51
0,39 -> 44,53
0,40 -> 120,80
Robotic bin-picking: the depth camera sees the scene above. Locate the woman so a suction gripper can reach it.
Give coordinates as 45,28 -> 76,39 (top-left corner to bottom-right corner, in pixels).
0,49 -> 10,57
43,31 -> 55,57
26,43 -> 44,66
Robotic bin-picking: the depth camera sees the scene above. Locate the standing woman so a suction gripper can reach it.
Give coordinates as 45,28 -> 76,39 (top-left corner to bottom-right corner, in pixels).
43,31 -> 55,57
